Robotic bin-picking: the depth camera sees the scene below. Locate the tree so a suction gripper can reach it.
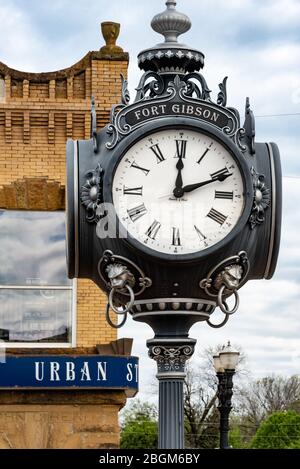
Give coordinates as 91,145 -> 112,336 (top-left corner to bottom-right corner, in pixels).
250,411 -> 300,449
237,375 -> 300,428
120,400 -> 158,449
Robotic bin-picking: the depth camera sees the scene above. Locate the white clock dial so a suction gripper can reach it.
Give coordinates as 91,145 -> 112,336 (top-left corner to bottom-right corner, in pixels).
112,129 -> 245,255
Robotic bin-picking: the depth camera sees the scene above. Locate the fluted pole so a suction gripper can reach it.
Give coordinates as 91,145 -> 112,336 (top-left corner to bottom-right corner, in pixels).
148,338 -> 196,449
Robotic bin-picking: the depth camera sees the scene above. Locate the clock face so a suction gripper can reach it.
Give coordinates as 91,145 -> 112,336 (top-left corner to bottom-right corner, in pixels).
112,128 -> 245,256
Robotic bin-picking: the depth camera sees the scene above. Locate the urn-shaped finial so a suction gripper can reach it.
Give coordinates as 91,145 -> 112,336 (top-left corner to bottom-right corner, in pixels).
151,0 -> 191,43
100,22 -> 124,54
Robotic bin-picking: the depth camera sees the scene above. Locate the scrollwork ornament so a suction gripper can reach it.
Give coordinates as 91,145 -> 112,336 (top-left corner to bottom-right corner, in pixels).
105,68 -> 250,155
134,71 -> 165,102
121,74 -> 130,105
235,127 -> 247,152
182,72 -> 212,101
90,96 -> 98,153
167,74 -> 186,94
106,123 -> 119,149
249,167 -> 271,229
149,345 -> 195,373
80,163 -> 103,223
217,76 -> 228,107
244,97 -> 256,155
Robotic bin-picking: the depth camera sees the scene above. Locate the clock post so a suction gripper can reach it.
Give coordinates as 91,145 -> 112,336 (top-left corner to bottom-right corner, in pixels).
66,0 -> 282,449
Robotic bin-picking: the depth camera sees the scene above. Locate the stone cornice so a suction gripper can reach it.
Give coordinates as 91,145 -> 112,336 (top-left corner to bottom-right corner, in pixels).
0,51 -> 129,82
0,177 -> 65,211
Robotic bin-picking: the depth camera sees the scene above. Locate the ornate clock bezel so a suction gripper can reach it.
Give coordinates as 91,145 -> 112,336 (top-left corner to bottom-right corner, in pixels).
103,117 -> 253,263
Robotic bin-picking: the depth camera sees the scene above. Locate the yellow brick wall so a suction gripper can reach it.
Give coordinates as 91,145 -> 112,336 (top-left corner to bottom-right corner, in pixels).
0,52 -> 129,347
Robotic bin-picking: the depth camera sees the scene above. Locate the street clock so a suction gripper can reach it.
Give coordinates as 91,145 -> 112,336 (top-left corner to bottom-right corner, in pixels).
66,0 -> 282,449
67,86 -> 281,328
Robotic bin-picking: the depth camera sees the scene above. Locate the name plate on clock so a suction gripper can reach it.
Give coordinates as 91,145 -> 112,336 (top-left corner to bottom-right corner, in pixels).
125,101 -> 230,129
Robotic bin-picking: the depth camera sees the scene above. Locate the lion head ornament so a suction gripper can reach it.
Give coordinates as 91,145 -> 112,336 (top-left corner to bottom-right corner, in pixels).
214,264 -> 243,292
106,263 -> 136,291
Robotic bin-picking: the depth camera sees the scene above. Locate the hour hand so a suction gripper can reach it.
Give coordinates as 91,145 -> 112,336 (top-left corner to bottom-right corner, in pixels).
182,172 -> 232,194
175,157 -> 184,187
173,156 -> 185,198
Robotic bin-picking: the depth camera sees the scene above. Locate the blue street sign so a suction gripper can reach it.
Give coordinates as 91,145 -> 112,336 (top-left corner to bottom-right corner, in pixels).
0,355 -> 139,396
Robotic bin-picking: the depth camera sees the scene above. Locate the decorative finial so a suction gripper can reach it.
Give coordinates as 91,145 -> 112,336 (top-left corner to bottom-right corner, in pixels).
151,0 -> 191,43
137,0 -> 204,73
100,22 -> 124,54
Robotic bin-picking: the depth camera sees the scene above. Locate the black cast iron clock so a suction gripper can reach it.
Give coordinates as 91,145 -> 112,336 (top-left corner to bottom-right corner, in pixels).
66,0 -> 281,331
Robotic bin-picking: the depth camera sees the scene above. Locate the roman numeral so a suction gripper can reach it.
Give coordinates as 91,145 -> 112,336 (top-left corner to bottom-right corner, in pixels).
127,203 -> 147,222
215,191 -> 234,200
150,144 -> 165,164
210,167 -> 230,180
197,142 -> 213,164
175,140 -> 187,159
131,161 -> 150,176
123,186 -> 143,196
194,225 -> 207,241
172,227 -> 181,246
146,220 -> 161,240
207,208 -> 227,225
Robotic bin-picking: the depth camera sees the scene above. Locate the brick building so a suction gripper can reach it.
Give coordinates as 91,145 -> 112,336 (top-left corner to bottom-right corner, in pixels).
0,22 -> 134,449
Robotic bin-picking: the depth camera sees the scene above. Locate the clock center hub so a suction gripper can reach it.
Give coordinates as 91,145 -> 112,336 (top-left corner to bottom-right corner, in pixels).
173,187 -> 184,198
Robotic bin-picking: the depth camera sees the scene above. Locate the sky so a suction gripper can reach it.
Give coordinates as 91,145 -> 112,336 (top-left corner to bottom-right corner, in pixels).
0,0 -> 299,402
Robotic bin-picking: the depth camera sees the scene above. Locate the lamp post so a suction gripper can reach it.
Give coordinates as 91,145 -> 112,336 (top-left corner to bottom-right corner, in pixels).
213,342 -> 240,449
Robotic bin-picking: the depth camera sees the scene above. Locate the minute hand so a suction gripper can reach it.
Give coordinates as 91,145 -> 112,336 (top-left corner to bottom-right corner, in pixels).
182,172 -> 232,194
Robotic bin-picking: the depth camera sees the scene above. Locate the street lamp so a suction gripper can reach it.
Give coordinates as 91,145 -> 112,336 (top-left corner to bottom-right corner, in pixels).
213,342 -> 240,449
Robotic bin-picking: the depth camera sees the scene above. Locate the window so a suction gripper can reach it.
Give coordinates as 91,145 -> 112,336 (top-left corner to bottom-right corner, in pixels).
0,211 -> 75,347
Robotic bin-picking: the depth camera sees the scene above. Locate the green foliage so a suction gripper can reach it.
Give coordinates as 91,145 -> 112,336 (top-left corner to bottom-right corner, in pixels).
120,400 -> 158,449
229,427 -> 248,449
250,411 -> 300,449
286,439 -> 300,449
197,409 -> 219,449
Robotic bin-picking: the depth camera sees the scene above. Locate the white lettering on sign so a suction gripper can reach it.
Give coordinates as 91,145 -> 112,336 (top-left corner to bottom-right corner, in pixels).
134,364 -> 139,383
66,361 -> 76,381
97,362 -> 107,381
80,362 -> 91,381
134,104 -> 167,121
50,362 -> 60,381
126,363 -> 139,383
126,363 -> 133,382
35,362 -> 44,381
32,360 -> 137,386
171,103 -> 220,122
